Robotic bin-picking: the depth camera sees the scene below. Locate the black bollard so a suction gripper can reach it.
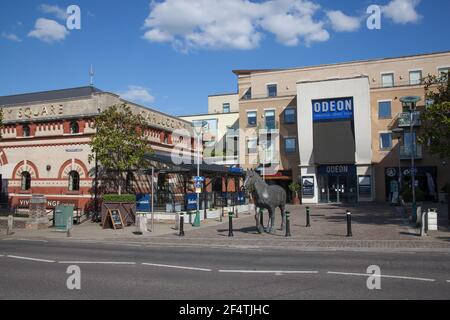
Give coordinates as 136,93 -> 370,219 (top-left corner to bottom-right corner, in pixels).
346,210 -> 353,237
285,211 -> 292,237
179,213 -> 185,237
228,212 -> 234,237
306,206 -> 311,228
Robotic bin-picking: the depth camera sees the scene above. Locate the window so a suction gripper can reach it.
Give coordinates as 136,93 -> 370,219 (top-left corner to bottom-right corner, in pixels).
380,133 -> 393,150
409,70 -> 422,85
243,88 -> 252,100
68,171 -> 80,191
267,84 -> 277,97
381,73 -> 394,87
21,171 -> 31,191
378,101 -> 392,119
23,125 -> 31,137
284,137 -> 297,153
247,111 -> 257,126
438,67 -> 450,76
70,121 -> 79,134
246,138 -> 258,154
222,103 -> 230,113
404,132 -> 417,150
284,108 -> 296,124
265,110 -> 276,129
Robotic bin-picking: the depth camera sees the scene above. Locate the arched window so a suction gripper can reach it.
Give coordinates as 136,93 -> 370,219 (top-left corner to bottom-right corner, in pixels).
21,171 -> 31,191
70,121 -> 79,134
23,125 -> 31,137
68,171 -> 80,191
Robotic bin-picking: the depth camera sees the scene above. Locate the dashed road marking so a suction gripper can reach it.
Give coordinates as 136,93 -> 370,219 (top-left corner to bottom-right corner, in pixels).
58,261 -> 136,265
142,262 -> 212,272
219,270 -> 319,275
7,255 -> 55,263
327,271 -> 435,282
2,238 -> 48,243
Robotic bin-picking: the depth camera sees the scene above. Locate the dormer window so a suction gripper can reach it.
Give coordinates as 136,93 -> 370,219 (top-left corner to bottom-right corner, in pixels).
70,121 -> 79,134
23,125 -> 31,137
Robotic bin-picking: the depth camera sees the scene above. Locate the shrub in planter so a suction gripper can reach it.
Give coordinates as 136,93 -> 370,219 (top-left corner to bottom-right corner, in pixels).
101,194 -> 137,227
103,194 -> 136,203
401,187 -> 425,203
289,182 -> 301,205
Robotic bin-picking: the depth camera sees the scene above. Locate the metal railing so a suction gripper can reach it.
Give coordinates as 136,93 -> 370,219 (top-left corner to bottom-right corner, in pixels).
398,111 -> 422,127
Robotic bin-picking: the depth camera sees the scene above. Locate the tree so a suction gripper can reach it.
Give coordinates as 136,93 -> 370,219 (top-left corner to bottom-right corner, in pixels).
420,72 -> 450,222
420,72 -> 450,159
89,104 -> 154,194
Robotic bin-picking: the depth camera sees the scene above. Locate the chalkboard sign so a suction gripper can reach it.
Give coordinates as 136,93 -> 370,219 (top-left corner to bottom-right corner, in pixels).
108,209 -> 124,229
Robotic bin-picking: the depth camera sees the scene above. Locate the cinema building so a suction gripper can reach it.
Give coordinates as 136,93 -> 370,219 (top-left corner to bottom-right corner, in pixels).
0,86 -> 194,213
233,51 -> 450,204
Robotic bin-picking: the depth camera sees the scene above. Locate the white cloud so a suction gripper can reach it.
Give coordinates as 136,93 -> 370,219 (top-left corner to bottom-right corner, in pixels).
382,0 -> 422,24
1,32 -> 22,42
142,0 -> 330,51
119,86 -> 155,105
326,10 -> 361,32
39,4 -> 68,21
28,18 -> 69,43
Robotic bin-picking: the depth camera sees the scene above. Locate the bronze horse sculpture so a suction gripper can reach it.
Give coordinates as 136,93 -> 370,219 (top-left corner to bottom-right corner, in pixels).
244,170 -> 287,234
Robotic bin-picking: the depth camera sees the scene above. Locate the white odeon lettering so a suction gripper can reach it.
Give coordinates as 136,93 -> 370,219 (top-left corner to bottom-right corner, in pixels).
327,165 -> 349,174
314,99 -> 353,113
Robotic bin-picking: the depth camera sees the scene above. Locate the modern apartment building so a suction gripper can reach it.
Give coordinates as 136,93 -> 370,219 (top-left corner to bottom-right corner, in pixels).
233,51 -> 450,204
181,93 -> 240,167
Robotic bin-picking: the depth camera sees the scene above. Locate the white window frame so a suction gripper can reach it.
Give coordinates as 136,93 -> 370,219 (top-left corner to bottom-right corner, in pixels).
246,137 -> 258,155
381,72 -> 395,88
266,83 -> 278,97
377,99 -> 393,119
409,69 -> 423,85
379,131 -> 393,150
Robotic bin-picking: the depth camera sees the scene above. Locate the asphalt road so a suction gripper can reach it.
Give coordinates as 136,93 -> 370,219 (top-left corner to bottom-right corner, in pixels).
0,239 -> 449,300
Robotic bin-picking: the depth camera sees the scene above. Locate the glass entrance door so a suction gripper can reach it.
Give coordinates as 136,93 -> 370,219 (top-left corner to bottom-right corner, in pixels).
319,175 -> 357,204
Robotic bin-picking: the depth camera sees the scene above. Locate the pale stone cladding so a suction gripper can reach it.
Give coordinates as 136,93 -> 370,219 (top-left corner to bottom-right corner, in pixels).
208,93 -> 239,114
0,87 -> 194,212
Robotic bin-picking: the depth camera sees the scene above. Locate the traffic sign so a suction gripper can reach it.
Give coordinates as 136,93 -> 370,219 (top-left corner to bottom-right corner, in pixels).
194,176 -> 205,183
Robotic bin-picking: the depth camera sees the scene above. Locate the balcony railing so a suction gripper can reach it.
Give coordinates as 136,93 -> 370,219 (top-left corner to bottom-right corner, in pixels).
226,128 -> 240,137
258,120 -> 279,134
400,144 -> 423,160
398,111 -> 422,127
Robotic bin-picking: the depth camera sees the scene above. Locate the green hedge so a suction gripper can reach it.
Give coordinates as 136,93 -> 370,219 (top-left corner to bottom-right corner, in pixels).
102,194 -> 136,203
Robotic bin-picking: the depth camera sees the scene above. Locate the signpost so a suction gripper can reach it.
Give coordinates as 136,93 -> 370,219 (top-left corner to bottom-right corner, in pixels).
104,209 -> 124,230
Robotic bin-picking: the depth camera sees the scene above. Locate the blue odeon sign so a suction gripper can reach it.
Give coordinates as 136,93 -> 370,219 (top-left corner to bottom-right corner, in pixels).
312,97 -> 354,121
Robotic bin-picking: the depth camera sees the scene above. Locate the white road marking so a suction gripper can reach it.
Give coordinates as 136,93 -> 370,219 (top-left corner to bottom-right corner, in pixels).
58,261 -> 136,265
7,255 -> 55,263
327,271 -> 435,282
2,238 -> 48,243
142,262 -> 212,272
446,280 -> 450,283
219,270 -> 319,275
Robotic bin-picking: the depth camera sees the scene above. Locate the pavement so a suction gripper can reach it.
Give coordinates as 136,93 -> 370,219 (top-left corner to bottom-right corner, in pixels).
1,202 -> 449,252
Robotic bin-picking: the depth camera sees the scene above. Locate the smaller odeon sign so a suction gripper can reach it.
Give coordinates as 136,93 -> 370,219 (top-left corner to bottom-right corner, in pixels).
312,97 -> 354,121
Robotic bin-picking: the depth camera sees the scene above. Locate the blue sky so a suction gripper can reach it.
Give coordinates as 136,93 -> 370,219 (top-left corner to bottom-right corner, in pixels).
0,0 -> 449,116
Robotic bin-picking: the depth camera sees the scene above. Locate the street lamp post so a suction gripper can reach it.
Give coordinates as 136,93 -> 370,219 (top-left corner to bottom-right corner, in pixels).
400,96 -> 421,223
392,128 -> 405,204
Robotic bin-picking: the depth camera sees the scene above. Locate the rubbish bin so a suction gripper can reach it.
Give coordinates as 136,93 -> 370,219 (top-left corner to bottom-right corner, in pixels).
427,209 -> 438,231
55,205 -> 74,230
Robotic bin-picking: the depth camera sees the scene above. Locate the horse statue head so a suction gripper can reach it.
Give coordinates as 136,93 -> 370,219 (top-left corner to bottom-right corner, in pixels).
244,169 -> 263,191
